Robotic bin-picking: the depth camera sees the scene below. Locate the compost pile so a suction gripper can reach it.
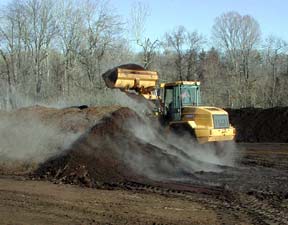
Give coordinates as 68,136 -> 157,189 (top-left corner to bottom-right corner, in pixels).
227,107 -> 288,142
2,105 -> 121,133
34,107 -> 195,187
2,105 -> 288,188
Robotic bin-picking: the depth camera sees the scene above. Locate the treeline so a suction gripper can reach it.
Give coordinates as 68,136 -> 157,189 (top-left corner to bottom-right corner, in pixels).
0,0 -> 288,109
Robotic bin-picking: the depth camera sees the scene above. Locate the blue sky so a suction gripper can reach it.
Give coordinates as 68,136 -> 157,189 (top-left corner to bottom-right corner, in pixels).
1,0 -> 287,45
110,0 -> 288,44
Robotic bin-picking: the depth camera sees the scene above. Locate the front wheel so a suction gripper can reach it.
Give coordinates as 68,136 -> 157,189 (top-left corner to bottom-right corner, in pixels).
169,122 -> 197,141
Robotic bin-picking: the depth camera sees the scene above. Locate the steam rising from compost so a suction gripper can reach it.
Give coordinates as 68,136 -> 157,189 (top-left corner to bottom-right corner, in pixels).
0,115 -> 81,163
125,119 -> 237,175
112,90 -> 239,181
0,90 -> 239,185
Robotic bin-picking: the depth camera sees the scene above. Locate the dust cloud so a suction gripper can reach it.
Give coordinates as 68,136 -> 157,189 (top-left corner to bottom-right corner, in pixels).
0,114 -> 80,163
113,91 -> 239,177
0,88 -> 239,183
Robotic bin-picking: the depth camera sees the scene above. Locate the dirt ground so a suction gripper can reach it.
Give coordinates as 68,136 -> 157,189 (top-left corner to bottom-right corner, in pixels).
1,106 -> 288,225
0,143 -> 287,225
0,176 -> 219,225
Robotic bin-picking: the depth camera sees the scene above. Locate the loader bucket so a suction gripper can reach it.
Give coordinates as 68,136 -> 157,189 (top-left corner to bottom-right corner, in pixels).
102,64 -> 158,91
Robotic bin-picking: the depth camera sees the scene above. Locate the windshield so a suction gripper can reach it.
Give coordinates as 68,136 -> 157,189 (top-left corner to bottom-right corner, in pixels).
180,85 -> 200,106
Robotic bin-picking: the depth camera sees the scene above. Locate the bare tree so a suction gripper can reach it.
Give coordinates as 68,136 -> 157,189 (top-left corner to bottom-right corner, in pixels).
2,1 -> 288,110
212,12 -> 241,71
57,0 -> 84,96
130,1 -> 159,69
0,0 -> 28,109
21,0 -> 58,100
137,38 -> 159,69
164,26 -> 186,80
130,1 -> 149,42
77,0 -> 123,90
199,48 -> 222,105
263,35 -> 288,107
212,11 -> 261,107
185,31 -> 205,80
164,26 -> 205,80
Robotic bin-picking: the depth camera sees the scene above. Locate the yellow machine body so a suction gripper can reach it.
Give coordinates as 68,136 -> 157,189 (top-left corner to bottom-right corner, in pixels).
102,64 -> 236,144
176,106 -> 235,143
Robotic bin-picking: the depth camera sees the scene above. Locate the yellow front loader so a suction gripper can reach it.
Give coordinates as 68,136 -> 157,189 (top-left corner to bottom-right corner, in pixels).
102,64 -> 235,144
161,81 -> 235,143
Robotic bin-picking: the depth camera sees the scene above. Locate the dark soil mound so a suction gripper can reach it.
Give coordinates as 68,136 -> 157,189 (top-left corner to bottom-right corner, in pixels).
227,107 -> 288,142
34,108 -> 194,187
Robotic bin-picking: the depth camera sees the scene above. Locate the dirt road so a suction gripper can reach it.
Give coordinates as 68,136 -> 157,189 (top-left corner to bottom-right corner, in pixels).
1,143 -> 288,225
0,176 -> 220,225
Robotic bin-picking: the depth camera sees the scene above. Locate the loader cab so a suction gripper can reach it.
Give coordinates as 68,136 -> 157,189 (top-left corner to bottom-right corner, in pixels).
162,81 -> 201,122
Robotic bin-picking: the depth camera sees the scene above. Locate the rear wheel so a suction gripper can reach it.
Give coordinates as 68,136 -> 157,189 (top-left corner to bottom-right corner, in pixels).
169,122 -> 197,141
